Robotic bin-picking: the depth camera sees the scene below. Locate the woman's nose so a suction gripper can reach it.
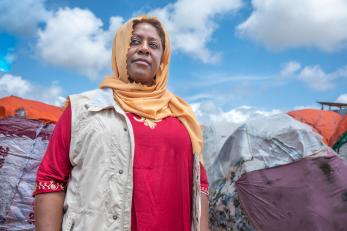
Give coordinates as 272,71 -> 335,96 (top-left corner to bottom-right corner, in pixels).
138,41 -> 150,55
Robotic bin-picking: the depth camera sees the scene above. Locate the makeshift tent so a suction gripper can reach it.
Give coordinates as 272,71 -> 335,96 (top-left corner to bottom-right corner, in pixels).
288,109 -> 341,146
236,154 -> 347,231
208,113 -> 347,231
0,96 -> 62,230
0,96 -> 63,123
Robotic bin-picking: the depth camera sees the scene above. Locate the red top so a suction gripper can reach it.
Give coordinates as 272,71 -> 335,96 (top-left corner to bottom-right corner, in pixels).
34,105 -> 208,230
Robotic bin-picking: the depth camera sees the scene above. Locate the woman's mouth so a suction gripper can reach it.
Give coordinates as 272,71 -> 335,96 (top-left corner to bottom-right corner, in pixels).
133,58 -> 150,66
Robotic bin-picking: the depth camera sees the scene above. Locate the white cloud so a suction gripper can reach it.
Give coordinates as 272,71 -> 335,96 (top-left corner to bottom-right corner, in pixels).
280,61 -> 301,77
277,61 -> 347,91
37,7 -> 123,79
147,0 -> 243,63
292,105 -> 319,110
0,0 -> 52,35
0,73 -> 65,106
192,101 -> 281,125
298,65 -> 335,91
210,105 -> 281,124
237,0 -> 347,51
0,74 -> 31,96
337,94 -> 347,103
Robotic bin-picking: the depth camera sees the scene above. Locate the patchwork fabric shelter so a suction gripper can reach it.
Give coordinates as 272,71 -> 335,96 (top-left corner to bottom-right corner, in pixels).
0,96 -> 62,230
208,113 -> 347,230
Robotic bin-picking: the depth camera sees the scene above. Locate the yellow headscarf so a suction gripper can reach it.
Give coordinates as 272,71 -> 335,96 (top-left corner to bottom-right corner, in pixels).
99,16 -> 203,160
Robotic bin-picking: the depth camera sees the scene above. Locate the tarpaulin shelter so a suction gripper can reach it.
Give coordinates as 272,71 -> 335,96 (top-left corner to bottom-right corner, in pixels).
288,109 -> 347,161
208,113 -> 347,231
0,96 -> 62,123
0,96 -> 62,230
288,109 -> 341,146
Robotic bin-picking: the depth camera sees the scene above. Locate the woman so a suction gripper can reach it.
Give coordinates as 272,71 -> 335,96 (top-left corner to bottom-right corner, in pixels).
34,16 -> 209,231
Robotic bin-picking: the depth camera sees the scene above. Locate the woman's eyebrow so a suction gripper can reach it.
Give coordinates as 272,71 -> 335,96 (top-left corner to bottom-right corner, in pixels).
132,33 -> 160,42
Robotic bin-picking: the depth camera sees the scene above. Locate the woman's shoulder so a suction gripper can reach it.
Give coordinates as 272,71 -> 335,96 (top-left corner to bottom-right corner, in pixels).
69,88 -> 111,100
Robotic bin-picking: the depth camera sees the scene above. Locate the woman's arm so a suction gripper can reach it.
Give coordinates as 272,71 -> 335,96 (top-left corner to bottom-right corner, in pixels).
35,192 -> 65,231
34,105 -> 72,230
199,163 -> 210,231
200,193 -> 210,231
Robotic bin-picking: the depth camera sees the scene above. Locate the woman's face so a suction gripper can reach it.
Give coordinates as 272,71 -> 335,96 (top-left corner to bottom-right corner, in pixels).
126,22 -> 164,86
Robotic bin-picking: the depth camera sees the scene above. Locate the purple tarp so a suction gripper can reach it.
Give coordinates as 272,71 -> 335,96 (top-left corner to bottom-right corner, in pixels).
236,154 -> 347,231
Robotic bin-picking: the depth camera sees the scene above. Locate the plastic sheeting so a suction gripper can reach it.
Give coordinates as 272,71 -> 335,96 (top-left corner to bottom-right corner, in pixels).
209,113 -> 329,230
288,109 -> 341,146
237,153 -> 347,231
202,122 -> 241,173
209,113 -> 326,186
340,143 -> 347,160
0,117 -> 54,230
0,96 -> 63,123
334,132 -> 347,161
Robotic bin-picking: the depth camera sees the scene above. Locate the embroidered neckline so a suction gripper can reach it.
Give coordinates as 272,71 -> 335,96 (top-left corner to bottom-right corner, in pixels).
133,116 -> 162,129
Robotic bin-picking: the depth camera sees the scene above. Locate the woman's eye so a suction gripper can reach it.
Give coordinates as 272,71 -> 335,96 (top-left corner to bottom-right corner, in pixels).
149,42 -> 159,49
130,38 -> 140,45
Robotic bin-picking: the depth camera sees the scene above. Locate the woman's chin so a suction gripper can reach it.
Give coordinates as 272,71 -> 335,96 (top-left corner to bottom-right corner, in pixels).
128,76 -> 154,86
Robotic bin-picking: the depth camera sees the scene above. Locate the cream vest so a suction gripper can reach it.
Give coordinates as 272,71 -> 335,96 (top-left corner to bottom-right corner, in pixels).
62,88 -> 201,231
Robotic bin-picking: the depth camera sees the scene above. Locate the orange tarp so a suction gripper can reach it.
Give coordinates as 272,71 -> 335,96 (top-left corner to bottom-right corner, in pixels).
330,115 -> 347,147
0,96 -> 63,123
288,109 -> 341,146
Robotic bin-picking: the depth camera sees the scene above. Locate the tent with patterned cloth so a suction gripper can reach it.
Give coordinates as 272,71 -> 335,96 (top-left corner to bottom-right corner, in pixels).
207,112 -> 347,231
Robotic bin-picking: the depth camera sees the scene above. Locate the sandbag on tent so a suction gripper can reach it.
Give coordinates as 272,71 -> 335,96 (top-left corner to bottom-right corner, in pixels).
288,109 -> 341,146
209,113 -> 328,230
236,153 -> 347,231
0,96 -> 61,230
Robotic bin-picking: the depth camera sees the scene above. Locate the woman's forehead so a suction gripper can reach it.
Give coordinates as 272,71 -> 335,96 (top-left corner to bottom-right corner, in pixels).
132,22 -> 161,40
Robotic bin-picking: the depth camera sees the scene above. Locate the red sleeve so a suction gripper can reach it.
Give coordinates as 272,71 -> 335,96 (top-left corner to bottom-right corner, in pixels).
33,105 -> 72,196
200,163 -> 209,196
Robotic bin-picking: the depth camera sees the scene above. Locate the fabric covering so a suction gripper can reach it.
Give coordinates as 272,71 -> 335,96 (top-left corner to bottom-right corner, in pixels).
209,113 -> 325,186
288,109 -> 341,146
0,117 -> 55,230
237,153 -> 347,231
208,113 -> 329,231
0,96 -> 63,123
99,16 -> 203,158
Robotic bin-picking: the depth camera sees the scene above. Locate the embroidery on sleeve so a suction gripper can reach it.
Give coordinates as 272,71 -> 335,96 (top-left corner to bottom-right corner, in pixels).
201,185 -> 209,196
35,180 -> 65,191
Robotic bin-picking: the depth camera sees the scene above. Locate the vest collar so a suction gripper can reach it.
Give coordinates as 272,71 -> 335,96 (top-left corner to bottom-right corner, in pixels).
86,88 -> 125,115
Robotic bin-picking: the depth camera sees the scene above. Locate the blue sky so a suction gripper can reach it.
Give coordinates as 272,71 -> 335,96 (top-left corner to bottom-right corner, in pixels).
1,0 -> 347,123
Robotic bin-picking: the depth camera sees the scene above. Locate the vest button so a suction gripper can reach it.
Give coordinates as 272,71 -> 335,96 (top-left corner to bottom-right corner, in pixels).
113,215 -> 118,220
119,169 -> 123,174
123,127 -> 128,132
